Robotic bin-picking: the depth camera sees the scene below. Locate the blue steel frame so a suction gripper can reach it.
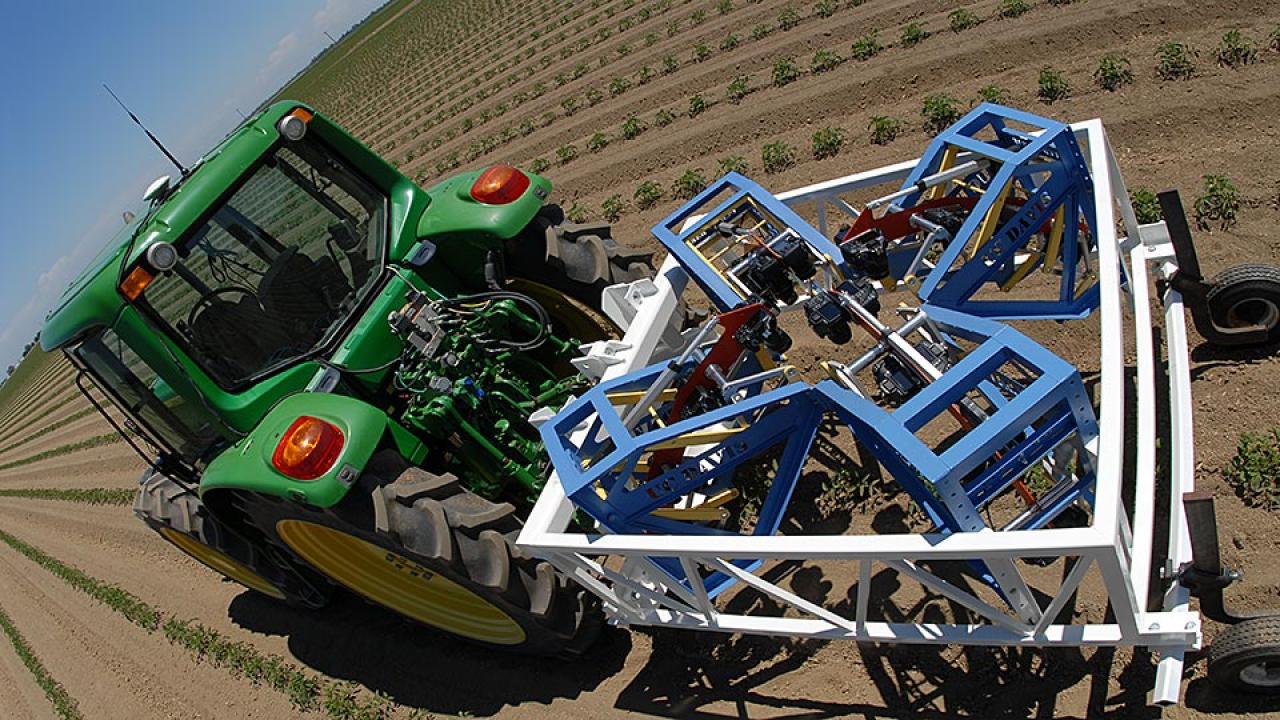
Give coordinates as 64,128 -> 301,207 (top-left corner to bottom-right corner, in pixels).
651,171 -> 847,311
543,106 -> 1106,605
901,104 -> 1101,320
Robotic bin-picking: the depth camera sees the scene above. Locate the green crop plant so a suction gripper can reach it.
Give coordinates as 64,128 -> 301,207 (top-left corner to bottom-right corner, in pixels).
772,57 -> 801,87
616,43 -> 631,58
636,65 -> 654,85
0,488 -> 134,505
1037,67 -> 1070,103
811,48 -> 845,73
672,168 -> 709,200
620,114 -> 647,139
667,19 -> 681,37
976,84 -> 1009,103
1094,53 -> 1133,91
692,43 -> 712,63
691,9 -> 707,25
529,157 -> 551,174
601,194 -> 625,222
1130,188 -> 1162,225
921,93 -> 962,135
587,132 -> 610,153
762,141 -> 797,174
720,33 -> 741,51
1216,30 -> 1258,68
752,23 -> 773,40
540,111 -> 557,128
726,75 -> 752,103
718,0 -> 734,15
1270,26 -> 1280,52
609,77 -> 631,96
1156,42 -> 1197,80
778,5 -> 801,31
655,108 -> 677,127
0,528 -> 161,630
585,87 -> 604,105
814,0 -> 838,19
868,115 -> 902,145
688,94 -> 709,118
901,22 -> 929,47
997,0 -> 1030,18
556,143 -> 579,164
645,31 -> 658,47
851,31 -> 882,61
719,155 -> 750,175
815,466 -> 882,517
565,203 -> 588,224
517,119 -> 535,137
0,602 -> 83,720
949,8 -> 982,32
812,127 -> 846,159
1223,429 -> 1280,510
1194,174 -> 1242,230
662,55 -> 680,74
0,432 -> 121,473
634,180 -> 664,209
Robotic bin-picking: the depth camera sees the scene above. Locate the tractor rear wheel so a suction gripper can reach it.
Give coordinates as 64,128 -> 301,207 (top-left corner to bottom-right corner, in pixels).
506,204 -> 653,319
134,469 -> 331,608
265,452 -> 601,656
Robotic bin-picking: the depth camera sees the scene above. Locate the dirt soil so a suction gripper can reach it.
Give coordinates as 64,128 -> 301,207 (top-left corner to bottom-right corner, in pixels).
3,0 -> 1280,717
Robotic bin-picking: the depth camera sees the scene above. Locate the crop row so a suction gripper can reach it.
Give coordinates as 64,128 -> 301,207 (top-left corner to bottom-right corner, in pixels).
0,527 -> 416,719
0,488 -> 135,506
0,599 -> 82,719
0,432 -> 122,473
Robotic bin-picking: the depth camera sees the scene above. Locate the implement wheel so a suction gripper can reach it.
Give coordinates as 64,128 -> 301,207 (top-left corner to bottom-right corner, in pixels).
135,470 -> 331,608
1208,616 -> 1280,694
266,453 -> 601,656
1206,264 -> 1280,344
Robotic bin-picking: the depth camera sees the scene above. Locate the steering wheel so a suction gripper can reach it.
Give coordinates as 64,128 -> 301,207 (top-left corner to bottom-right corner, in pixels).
185,286 -> 265,330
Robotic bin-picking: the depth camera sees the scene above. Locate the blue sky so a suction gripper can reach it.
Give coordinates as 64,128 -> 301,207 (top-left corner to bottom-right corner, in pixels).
0,0 -> 385,371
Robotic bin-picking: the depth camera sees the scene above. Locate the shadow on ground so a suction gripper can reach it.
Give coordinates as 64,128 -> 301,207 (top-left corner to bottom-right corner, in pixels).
228,588 -> 631,716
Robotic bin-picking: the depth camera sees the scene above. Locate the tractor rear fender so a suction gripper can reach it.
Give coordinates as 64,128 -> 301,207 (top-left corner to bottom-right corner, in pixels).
415,168 -> 552,285
200,392 -> 425,509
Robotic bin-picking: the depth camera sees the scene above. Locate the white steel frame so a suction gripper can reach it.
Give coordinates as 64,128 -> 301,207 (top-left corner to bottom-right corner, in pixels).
518,120 -> 1201,705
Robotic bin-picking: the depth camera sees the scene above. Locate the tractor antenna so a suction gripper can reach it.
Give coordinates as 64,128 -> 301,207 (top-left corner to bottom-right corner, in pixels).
102,83 -> 188,176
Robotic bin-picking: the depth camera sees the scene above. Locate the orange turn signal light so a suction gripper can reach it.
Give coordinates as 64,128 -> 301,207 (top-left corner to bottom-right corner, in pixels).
120,265 -> 155,301
272,416 -> 344,481
290,107 -> 314,124
470,165 -> 530,205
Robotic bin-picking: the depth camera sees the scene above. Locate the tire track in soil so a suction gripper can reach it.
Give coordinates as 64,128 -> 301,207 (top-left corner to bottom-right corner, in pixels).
0,541 -> 308,720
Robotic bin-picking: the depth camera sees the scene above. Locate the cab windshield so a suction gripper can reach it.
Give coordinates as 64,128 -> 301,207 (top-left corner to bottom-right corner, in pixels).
140,137 -> 386,389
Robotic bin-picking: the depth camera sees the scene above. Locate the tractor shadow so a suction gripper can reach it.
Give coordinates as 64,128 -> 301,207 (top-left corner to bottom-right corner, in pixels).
227,588 -> 631,716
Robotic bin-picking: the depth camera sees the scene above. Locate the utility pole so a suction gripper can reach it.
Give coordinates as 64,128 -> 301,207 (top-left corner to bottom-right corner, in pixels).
324,31 -> 337,45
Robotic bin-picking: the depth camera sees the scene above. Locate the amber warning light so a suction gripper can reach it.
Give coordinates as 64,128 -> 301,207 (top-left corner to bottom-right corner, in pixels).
272,416 -> 345,480
470,165 -> 530,205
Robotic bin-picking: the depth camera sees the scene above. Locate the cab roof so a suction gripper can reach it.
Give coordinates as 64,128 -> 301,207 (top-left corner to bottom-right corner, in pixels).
41,101 -> 306,351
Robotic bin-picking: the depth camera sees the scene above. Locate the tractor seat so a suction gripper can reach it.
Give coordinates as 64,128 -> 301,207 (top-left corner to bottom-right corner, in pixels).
187,295 -> 293,381
257,248 -> 352,342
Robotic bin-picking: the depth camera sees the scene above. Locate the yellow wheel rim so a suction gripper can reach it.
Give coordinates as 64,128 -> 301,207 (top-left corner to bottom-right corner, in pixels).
275,520 -> 526,645
159,527 -> 287,601
507,277 -> 615,342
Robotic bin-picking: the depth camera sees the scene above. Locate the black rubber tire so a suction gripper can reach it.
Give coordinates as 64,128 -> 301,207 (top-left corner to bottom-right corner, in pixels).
505,204 -> 654,310
134,469 -> 331,609
1206,264 -> 1280,344
1208,616 -> 1280,694
243,452 -> 601,657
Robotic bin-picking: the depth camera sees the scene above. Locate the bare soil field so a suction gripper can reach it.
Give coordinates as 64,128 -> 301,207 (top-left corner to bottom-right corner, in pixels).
2,0 -> 1279,717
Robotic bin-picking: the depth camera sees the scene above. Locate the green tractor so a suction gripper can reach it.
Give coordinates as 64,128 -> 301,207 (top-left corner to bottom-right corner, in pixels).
41,102 -> 652,655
